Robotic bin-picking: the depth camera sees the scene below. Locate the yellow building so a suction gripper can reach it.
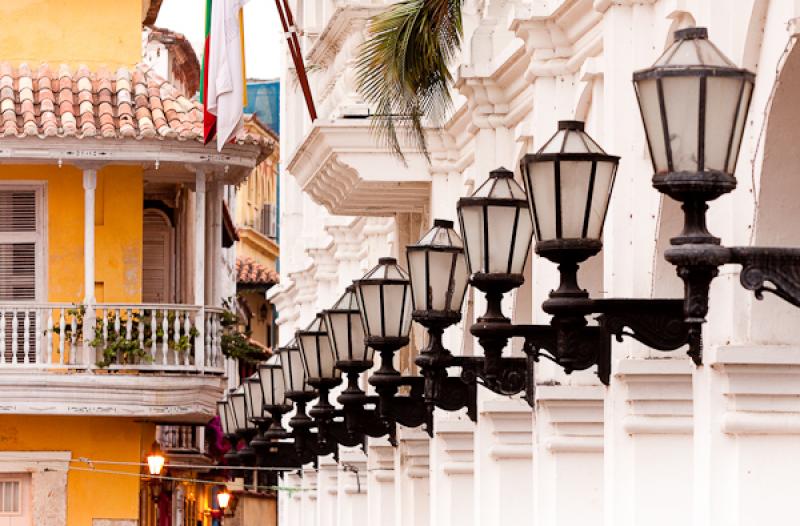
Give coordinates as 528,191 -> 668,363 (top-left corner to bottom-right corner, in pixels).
0,1 -> 274,525
235,115 -> 280,352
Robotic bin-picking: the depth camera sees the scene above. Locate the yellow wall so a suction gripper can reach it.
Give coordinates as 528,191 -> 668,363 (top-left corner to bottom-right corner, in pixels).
0,165 -> 143,304
0,415 -> 153,525
0,0 -> 143,68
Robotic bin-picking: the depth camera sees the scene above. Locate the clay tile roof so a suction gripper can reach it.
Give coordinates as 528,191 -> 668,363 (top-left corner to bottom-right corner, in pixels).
0,62 -> 270,152
236,257 -> 279,287
147,26 -> 201,96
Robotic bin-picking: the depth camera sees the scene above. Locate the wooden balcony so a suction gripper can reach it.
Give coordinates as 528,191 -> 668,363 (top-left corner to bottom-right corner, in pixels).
0,303 -> 227,422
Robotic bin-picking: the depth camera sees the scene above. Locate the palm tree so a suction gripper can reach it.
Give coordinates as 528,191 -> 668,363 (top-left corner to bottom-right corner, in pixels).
355,0 -> 464,161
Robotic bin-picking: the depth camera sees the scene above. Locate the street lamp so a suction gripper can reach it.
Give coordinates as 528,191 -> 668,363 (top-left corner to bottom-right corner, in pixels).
297,314 -> 341,421
244,374 -> 272,451
217,399 -> 239,464
229,387 -> 257,464
407,219 -> 477,418
354,258 -> 427,432
217,489 -> 231,510
146,441 -> 165,476
259,356 -> 293,441
632,27 -> 800,363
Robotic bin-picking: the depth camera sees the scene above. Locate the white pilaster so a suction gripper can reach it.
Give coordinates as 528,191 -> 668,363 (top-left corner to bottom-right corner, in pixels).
193,169 -> 206,371
474,397 -> 533,526
337,448 -> 368,526
367,438 -> 396,526
317,458 -> 338,526
394,428 -> 430,526
605,359 -> 693,526
535,385 -> 604,526
429,415 -> 475,526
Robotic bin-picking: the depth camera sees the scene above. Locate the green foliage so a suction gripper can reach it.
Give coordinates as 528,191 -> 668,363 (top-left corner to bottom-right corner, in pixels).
356,0 -> 464,161
218,299 -> 269,364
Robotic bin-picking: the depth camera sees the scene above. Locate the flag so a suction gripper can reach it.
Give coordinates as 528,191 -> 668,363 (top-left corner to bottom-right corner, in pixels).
205,0 -> 249,151
201,0 -> 216,144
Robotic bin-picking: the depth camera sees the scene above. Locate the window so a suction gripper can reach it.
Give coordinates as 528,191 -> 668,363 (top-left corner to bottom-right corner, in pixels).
0,480 -> 20,514
0,185 -> 44,302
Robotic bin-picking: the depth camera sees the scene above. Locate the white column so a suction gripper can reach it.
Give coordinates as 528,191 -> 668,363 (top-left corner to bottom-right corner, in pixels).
82,168 -> 97,304
535,385 -> 604,526
285,472 -> 304,526
430,415 -> 475,526
367,438 -> 396,526
194,169 -> 206,370
316,458 -> 338,526
394,428 -> 430,526
301,467 -> 318,526
81,168 -> 98,366
474,397 -> 533,526
337,448 -> 368,526
605,359 -> 693,526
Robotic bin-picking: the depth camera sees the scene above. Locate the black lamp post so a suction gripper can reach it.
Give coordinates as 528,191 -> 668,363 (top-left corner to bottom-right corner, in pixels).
324,287 -> 390,440
259,356 -> 293,441
407,219 -> 477,418
632,27 -> 800,363
244,374 -> 273,452
354,258 -> 428,432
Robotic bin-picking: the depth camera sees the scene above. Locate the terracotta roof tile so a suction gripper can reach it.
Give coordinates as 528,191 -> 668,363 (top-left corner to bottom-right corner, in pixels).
236,257 -> 279,287
0,62 -> 269,152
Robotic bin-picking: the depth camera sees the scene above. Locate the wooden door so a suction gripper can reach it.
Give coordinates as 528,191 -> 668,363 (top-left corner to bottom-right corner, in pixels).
143,209 -> 175,304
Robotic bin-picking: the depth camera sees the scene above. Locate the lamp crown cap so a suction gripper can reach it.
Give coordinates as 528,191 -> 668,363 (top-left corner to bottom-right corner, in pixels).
558,120 -> 585,131
675,27 -> 708,40
378,257 -> 397,265
433,219 -> 454,228
489,167 -> 513,178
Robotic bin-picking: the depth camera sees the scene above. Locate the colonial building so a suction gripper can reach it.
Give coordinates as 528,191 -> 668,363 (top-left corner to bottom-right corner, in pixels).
0,1 -> 273,524
269,1 -> 800,526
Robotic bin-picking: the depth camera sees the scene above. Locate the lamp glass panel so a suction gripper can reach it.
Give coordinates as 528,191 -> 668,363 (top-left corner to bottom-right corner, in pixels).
586,161 -> 616,239
217,402 -> 231,435
728,81 -> 752,173
428,250 -> 458,311
327,311 -> 364,362
510,207 -> 533,272
634,78 -> 669,173
662,76 -> 700,172
298,332 -> 322,378
259,363 -> 286,407
564,130 -> 588,152
407,249 -> 427,310
450,253 -> 469,310
458,204 -> 484,274
381,283 -> 411,338
230,392 -> 248,430
486,205 -> 517,273
356,283 -> 382,337
528,161 -> 557,241
704,76 -> 744,172
280,347 -> 309,393
559,160 -> 594,238
244,378 -> 263,419
669,38 -> 701,64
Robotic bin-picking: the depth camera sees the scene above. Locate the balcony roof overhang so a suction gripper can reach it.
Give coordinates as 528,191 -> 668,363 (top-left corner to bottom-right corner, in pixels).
0,371 -> 224,423
287,119 -> 432,216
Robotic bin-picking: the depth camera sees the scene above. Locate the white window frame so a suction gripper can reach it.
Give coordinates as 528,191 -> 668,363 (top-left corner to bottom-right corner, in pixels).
0,476 -> 23,516
0,181 -> 47,304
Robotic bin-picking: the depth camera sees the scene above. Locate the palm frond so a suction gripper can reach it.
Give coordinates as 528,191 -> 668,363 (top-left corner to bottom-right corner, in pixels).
356,0 -> 464,162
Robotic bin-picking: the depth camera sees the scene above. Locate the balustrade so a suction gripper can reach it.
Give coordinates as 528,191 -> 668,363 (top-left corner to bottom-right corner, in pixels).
0,303 -> 225,373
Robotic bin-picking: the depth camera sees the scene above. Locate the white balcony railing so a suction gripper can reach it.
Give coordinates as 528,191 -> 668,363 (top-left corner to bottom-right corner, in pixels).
0,303 -> 225,373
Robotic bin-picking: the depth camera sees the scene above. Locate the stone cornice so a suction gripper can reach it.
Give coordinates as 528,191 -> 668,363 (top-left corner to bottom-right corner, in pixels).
305,5 -> 385,68
237,228 -> 280,261
536,385 -> 604,452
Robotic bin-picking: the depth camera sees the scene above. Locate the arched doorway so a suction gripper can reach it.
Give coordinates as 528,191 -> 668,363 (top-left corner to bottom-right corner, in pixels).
143,208 -> 175,304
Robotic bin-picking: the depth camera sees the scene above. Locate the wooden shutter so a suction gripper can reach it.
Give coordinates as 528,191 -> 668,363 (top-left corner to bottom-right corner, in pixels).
143,209 -> 174,303
0,189 -> 39,302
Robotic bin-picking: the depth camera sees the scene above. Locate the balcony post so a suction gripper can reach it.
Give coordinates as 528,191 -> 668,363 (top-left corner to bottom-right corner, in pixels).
82,167 -> 97,366
194,169 -> 206,372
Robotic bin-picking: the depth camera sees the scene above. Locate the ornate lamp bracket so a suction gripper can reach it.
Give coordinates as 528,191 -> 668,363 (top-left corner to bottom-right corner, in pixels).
730,247 -> 800,308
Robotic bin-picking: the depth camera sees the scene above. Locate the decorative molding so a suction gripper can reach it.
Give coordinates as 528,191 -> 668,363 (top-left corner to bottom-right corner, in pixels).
709,346 -> 800,435
481,398 -> 534,460
615,358 -> 693,435
286,120 -> 431,216
536,385 -> 604,452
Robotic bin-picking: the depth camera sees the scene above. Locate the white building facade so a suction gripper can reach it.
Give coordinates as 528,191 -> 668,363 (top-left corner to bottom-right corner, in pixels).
269,1 -> 800,525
